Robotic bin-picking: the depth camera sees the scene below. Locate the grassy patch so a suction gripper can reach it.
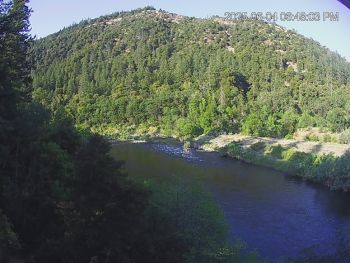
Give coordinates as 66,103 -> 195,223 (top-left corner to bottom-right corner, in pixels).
224,142 -> 350,191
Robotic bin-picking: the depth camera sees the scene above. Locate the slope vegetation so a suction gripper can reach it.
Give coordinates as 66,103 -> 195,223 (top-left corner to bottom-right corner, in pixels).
31,7 -> 350,139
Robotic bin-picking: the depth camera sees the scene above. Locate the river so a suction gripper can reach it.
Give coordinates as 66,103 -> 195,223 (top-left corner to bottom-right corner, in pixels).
110,141 -> 350,260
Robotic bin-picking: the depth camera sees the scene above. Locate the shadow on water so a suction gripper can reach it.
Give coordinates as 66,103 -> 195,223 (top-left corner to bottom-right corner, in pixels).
110,142 -> 350,260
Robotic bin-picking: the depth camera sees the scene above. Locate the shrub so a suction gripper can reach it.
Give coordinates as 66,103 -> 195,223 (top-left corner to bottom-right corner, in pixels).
326,109 -> 349,132
225,142 -> 243,157
250,141 -> 266,152
145,177 -> 230,262
284,134 -> 293,139
241,113 -> 265,136
305,134 -> 319,142
322,134 -> 332,143
265,144 -> 284,158
224,141 -> 350,191
281,148 -> 296,161
298,112 -> 316,128
339,129 -> 350,144
176,118 -> 203,139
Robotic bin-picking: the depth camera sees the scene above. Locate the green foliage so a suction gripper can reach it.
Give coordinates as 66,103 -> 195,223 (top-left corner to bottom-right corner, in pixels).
298,112 -> 316,129
145,178 -> 227,262
321,134 -> 333,143
225,141 -> 350,191
280,109 -> 299,136
1,3 -> 263,262
326,108 -> 349,132
139,176 -> 262,263
339,129 -> 350,144
29,8 -> 350,139
241,112 -> 265,137
176,117 -> 203,139
305,134 -> 319,142
241,107 -> 299,138
0,210 -> 20,262
264,144 -> 284,159
250,142 -> 266,152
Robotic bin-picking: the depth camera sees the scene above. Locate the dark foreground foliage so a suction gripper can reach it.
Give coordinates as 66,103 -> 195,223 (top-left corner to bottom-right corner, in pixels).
0,1 -> 262,262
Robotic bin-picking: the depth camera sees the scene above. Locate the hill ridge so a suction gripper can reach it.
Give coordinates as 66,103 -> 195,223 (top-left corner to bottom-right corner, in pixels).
31,7 -> 350,140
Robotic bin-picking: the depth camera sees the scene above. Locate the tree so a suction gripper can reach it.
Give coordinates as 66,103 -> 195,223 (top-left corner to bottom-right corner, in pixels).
280,109 -> 299,137
29,7 -> 350,138
327,108 -> 349,132
0,209 -> 20,261
0,0 -> 32,179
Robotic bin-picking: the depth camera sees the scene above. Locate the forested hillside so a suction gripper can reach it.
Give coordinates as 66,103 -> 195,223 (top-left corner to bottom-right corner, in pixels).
2,2 -> 259,262
31,6 -> 350,139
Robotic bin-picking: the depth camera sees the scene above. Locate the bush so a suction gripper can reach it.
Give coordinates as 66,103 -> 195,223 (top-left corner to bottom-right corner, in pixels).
305,134 -> 319,142
250,141 -> 266,152
284,134 -> 293,139
176,118 -> 203,139
339,129 -> 350,144
143,176 -> 257,262
0,210 -> 20,262
224,141 -> 350,191
280,109 -> 299,137
322,134 -> 332,143
326,109 -> 349,132
241,113 -> 265,136
264,144 -> 284,158
281,148 -> 296,161
225,142 -> 243,157
298,112 -> 316,128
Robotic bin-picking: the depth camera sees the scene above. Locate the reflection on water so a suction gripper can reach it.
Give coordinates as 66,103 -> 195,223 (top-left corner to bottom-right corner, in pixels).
110,142 -> 350,260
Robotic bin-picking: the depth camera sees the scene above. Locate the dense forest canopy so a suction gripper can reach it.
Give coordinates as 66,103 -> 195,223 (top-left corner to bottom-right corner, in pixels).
30,7 -> 350,139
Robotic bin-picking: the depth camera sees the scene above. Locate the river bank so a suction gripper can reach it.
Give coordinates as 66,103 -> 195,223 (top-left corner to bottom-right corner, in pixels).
109,133 -> 350,191
192,134 -> 350,157
192,134 -> 350,191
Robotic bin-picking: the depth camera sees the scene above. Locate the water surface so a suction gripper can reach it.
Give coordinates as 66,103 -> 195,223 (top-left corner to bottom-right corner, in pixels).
110,142 -> 350,260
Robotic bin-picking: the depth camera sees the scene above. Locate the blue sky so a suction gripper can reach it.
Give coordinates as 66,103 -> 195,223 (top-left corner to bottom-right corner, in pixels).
29,0 -> 350,61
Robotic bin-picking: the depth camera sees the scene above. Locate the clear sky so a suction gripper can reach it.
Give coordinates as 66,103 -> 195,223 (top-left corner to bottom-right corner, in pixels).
29,0 -> 350,62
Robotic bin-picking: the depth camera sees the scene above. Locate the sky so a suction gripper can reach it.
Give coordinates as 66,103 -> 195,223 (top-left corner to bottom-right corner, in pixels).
28,0 -> 350,62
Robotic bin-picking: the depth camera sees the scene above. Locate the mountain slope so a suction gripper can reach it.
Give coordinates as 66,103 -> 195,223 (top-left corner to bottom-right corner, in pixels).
30,7 -> 350,139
